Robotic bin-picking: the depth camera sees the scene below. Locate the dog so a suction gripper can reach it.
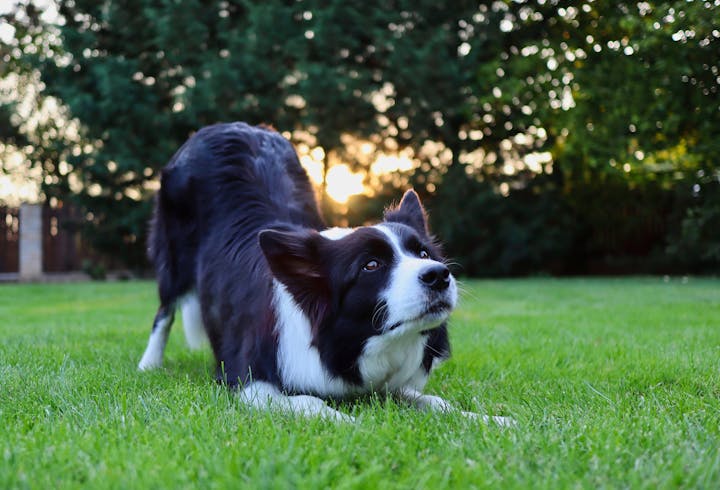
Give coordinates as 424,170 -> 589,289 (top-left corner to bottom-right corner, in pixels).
138,122 -> 511,425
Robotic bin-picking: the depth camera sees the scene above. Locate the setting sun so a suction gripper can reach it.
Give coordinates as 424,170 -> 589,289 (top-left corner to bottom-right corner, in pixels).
295,141 -> 419,205
296,143 -> 368,204
325,164 -> 364,204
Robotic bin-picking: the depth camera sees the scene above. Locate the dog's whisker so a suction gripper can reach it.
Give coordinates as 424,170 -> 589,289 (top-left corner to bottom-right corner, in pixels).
455,281 -> 482,302
424,343 -> 445,358
371,302 -> 389,328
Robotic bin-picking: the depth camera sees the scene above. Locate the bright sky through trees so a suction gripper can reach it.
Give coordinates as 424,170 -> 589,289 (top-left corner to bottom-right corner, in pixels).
1,1 -> 717,273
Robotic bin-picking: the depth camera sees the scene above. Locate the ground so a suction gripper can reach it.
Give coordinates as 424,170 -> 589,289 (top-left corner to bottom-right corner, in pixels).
1,278 -> 719,489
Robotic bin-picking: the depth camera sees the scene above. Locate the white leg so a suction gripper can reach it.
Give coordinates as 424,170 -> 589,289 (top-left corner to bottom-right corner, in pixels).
396,387 -> 516,427
396,386 -> 456,411
180,293 -> 207,350
138,308 -> 174,371
240,381 -> 353,422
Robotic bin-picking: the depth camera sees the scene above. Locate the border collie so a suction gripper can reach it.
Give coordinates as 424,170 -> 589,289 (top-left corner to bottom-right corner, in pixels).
138,122 -> 510,425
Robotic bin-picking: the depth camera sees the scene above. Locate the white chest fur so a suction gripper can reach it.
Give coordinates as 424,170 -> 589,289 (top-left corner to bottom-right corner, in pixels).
358,332 -> 427,391
273,281 -> 353,397
273,280 -> 428,397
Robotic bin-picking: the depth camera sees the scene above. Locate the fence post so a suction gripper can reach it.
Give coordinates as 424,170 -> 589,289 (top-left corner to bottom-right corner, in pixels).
19,203 -> 43,281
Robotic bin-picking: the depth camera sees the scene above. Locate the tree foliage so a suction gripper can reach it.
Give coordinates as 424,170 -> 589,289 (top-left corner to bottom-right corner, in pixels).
1,0 -> 718,273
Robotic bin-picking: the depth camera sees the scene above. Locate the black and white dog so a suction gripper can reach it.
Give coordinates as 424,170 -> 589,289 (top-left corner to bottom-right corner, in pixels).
139,122 -> 510,424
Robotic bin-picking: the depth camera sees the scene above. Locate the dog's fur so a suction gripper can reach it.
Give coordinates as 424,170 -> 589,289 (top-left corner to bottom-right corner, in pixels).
138,122 -> 510,424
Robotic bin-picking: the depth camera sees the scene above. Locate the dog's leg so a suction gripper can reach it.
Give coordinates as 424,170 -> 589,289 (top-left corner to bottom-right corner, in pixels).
180,292 -> 207,349
396,386 -> 515,427
138,305 -> 175,371
239,381 -> 353,422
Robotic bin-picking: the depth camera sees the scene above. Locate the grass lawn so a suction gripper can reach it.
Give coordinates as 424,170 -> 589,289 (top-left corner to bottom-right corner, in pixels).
1,277 -> 719,489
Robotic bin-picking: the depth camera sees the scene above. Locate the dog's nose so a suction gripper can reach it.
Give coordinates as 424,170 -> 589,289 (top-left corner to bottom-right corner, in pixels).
419,265 -> 450,291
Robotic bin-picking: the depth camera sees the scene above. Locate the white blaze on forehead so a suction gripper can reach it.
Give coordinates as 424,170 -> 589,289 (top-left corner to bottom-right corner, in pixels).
320,227 -> 354,240
372,224 -> 404,256
372,224 -> 458,333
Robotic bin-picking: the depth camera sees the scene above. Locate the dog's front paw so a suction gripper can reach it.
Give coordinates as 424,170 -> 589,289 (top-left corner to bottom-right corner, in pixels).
461,411 -> 517,428
321,407 -> 355,423
459,410 -> 480,419
488,415 -> 517,428
287,395 -> 355,423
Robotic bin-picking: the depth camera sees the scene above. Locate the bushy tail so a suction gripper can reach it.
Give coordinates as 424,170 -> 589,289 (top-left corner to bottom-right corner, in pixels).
148,158 -> 198,307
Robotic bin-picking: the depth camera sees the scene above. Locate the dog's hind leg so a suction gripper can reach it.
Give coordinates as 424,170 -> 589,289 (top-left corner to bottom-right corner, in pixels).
138,304 -> 175,371
180,292 -> 207,349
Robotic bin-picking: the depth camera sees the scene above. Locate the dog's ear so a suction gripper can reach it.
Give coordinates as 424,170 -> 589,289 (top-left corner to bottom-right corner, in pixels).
384,189 -> 429,236
259,228 -> 325,280
258,228 -> 330,329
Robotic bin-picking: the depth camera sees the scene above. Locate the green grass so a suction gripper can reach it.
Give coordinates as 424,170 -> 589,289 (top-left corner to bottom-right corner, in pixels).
1,278 -> 719,489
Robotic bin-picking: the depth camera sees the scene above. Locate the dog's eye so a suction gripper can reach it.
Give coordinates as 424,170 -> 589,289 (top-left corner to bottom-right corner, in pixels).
363,260 -> 380,271
419,249 -> 430,259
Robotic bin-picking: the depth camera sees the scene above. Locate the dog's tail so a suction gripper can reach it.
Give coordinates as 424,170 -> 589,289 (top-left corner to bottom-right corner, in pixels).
148,142 -> 198,308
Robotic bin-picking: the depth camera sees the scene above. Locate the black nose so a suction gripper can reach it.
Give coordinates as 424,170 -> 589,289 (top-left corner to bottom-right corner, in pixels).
419,265 -> 450,291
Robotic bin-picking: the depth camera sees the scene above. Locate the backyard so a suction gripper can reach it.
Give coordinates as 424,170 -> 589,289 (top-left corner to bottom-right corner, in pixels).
2,278 -> 718,488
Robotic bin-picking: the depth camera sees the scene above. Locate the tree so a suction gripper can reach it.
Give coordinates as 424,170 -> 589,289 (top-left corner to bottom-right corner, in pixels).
523,1 -> 720,272
2,0 -> 389,264
2,0 -> 718,273
374,1 -> 720,274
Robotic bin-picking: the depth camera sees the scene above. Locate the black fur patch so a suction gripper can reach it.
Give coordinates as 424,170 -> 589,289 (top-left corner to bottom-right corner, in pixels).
149,123 -> 322,387
148,123 -> 451,390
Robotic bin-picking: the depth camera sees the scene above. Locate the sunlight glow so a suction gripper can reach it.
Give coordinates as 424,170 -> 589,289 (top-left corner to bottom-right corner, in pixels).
0,150 -> 41,206
296,139 -> 422,205
300,154 -> 324,186
524,151 -> 552,173
325,164 -> 364,204
370,154 -> 415,174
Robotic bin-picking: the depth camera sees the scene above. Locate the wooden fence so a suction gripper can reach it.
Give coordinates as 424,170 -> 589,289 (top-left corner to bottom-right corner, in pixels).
0,204 -> 92,274
0,206 -> 19,273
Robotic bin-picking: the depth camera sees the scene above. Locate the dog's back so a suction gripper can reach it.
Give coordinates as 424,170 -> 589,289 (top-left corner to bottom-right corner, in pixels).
139,122 -> 323,371
149,122 -> 323,306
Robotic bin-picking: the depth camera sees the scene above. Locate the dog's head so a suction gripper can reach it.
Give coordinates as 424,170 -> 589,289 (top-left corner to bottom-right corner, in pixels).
259,189 -> 457,359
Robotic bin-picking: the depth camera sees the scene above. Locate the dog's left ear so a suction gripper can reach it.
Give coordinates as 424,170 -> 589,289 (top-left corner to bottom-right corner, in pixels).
384,189 -> 429,236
